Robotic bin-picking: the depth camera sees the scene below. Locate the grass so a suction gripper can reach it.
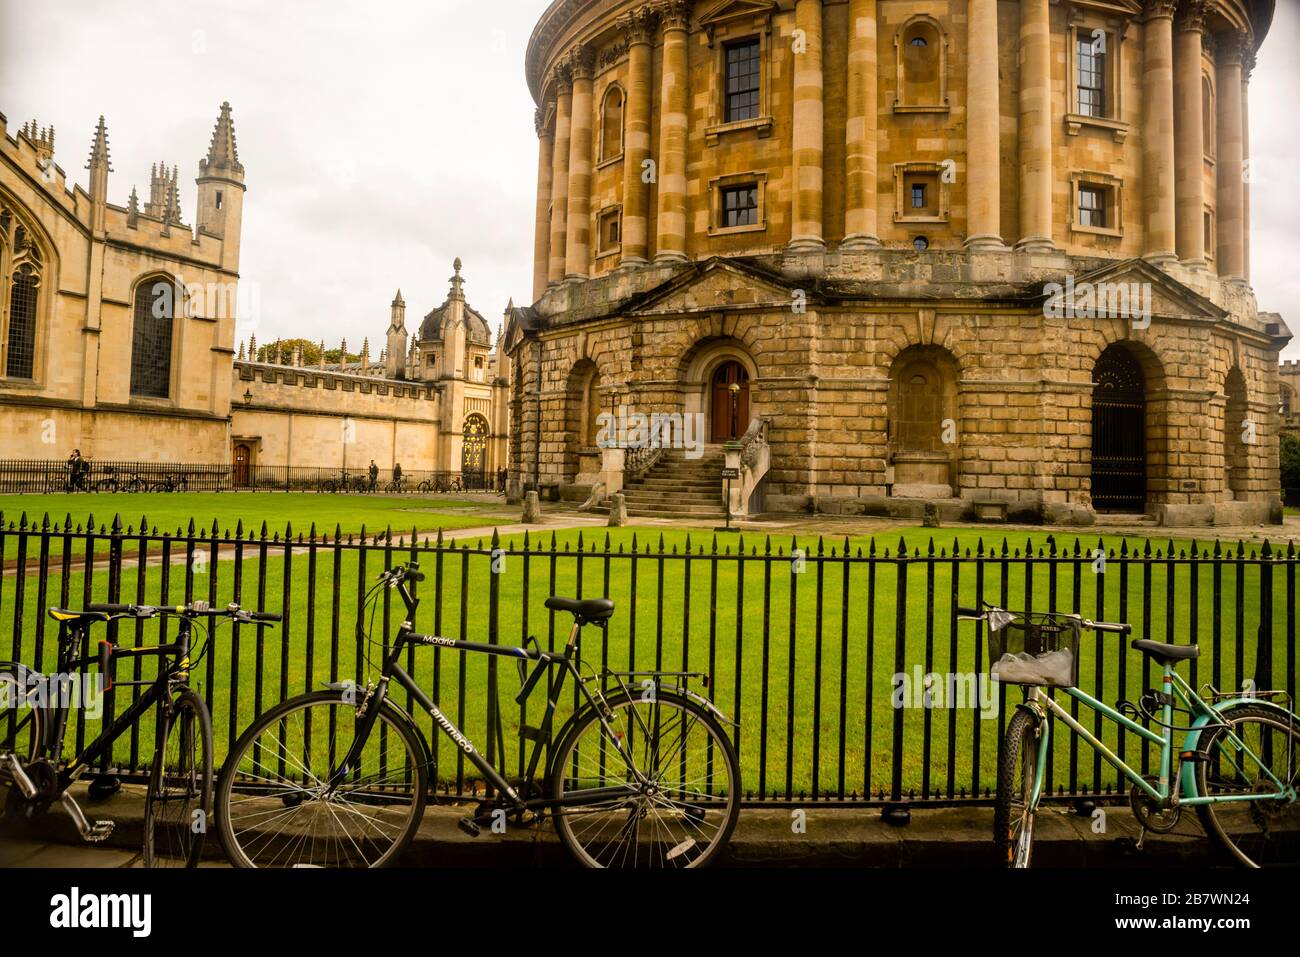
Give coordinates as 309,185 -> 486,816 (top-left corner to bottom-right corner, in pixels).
0,492 -> 511,540
3,520 -> 1295,803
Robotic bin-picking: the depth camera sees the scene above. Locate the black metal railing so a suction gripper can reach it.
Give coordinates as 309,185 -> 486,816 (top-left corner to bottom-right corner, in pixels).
1,512 -> 1295,807
0,459 -> 505,494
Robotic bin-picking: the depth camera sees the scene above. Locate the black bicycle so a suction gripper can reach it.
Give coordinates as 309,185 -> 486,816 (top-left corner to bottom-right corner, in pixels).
215,563 -> 741,868
0,601 -> 279,866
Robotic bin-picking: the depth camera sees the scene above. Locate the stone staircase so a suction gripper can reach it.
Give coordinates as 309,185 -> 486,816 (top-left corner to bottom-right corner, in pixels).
617,447 -> 727,520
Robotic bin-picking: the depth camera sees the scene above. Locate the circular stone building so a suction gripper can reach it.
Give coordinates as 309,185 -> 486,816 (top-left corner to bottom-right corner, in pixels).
503,0 -> 1289,525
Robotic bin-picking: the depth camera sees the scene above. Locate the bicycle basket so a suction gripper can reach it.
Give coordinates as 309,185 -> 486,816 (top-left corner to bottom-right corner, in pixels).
987,613 -> 1081,688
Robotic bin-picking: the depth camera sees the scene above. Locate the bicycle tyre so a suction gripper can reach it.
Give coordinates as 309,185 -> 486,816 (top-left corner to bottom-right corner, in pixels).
1194,704 -> 1300,868
215,691 -> 428,868
994,706 -> 1041,868
144,689 -> 213,868
549,688 -> 740,868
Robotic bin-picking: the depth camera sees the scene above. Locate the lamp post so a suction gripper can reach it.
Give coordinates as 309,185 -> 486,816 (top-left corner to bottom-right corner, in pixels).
729,381 -> 740,439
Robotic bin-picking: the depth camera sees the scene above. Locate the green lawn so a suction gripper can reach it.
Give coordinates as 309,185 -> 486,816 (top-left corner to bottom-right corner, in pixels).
0,492 -> 510,538
4,520 -> 1295,804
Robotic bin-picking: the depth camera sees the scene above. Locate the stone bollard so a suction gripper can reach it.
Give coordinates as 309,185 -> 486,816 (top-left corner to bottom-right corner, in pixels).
608,492 -> 627,527
522,490 -> 541,524
922,502 -> 941,528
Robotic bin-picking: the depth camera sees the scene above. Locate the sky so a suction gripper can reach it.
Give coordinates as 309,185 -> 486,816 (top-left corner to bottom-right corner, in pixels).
1,0 -> 1298,361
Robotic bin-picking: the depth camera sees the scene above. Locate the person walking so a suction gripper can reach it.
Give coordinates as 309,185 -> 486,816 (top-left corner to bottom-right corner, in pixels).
392,462 -> 402,492
368,460 -> 379,492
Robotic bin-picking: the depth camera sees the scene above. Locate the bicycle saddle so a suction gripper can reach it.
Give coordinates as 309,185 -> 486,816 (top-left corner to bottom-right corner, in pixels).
1131,639 -> 1200,664
47,608 -> 111,628
544,596 -> 615,624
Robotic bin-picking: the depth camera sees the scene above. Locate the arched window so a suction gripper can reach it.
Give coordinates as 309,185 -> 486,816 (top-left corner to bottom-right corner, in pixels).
600,85 -> 624,162
1,206 -> 43,380
896,17 -> 946,109
130,276 -> 177,398
1223,367 -> 1249,499
1202,75 -> 1215,158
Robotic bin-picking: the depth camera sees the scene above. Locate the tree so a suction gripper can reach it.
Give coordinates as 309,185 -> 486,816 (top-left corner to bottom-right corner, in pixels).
256,338 -> 323,365
1281,431 -> 1300,503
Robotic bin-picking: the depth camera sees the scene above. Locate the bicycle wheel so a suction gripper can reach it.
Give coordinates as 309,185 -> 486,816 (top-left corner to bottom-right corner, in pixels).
1195,704 -> 1300,868
994,706 -> 1042,868
215,691 -> 428,868
549,689 -> 740,868
0,664 -> 42,822
144,689 -> 213,867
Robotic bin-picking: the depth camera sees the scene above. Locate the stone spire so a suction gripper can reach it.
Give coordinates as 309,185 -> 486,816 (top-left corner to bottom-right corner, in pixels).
127,185 -> 139,227
86,116 -> 111,174
318,339 -> 326,369
201,101 -> 244,179
249,333 -> 257,361
449,257 -> 465,302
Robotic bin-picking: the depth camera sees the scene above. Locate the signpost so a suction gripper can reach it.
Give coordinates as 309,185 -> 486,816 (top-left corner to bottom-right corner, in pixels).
716,466 -> 740,532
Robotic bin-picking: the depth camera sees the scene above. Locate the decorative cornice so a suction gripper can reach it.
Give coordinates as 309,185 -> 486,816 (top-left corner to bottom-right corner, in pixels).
599,40 -> 629,69
618,4 -> 659,45
534,108 -> 550,138
549,61 -> 573,94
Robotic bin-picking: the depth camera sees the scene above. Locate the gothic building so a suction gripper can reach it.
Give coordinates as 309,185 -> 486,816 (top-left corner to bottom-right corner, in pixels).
505,0 -> 1290,525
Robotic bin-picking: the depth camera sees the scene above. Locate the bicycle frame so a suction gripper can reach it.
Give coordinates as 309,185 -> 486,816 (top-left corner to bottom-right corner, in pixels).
328,576 -> 708,815
1019,661 -> 1297,812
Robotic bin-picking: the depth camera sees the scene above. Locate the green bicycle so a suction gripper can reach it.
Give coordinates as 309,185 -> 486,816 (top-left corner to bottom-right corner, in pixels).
959,604 -> 1300,868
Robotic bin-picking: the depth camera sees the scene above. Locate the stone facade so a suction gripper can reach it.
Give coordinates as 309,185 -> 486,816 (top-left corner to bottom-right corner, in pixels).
506,0 -> 1290,525
0,103 -> 510,480
1281,357 -> 1299,438
0,105 -> 244,462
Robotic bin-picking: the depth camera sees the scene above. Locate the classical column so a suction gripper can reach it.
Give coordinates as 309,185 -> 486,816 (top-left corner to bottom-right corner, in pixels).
547,68 -> 572,286
1015,0 -> 1054,252
1215,31 -> 1247,281
532,108 -> 554,301
842,0 -> 879,249
788,0 -> 825,252
965,0 -> 1002,249
655,0 -> 690,263
1241,47 -> 1254,284
620,6 -> 657,267
1142,0 -> 1178,263
1174,0 -> 1207,266
565,45 -> 596,280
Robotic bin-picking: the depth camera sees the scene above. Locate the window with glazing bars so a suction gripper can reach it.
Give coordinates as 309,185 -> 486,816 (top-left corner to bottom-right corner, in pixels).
1078,186 -> 1106,229
721,184 -> 758,228
1076,33 -> 1106,117
6,267 -> 37,379
130,280 -> 174,398
725,39 -> 761,122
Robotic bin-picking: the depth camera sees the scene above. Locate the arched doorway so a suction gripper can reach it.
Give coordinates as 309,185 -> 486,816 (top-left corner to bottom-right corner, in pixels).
1091,345 -> 1147,513
710,361 -> 750,442
232,443 -> 252,487
887,345 -> 959,497
1223,367 -> 1249,500
462,414 -> 488,490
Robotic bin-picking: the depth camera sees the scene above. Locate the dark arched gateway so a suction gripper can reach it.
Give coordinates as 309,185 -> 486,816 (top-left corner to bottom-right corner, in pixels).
462,413 -> 489,490
1091,346 -> 1147,513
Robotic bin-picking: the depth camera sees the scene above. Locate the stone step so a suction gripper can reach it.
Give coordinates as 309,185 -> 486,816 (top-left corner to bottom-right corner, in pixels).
625,478 -> 720,490
626,506 -> 726,518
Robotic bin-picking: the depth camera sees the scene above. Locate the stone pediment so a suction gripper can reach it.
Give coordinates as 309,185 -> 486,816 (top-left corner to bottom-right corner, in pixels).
624,258 -> 798,316
697,0 -> 779,33
1035,259 -> 1227,324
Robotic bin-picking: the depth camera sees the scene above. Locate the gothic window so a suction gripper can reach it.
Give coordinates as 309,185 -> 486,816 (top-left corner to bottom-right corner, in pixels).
130,276 -> 176,398
724,38 -> 761,122
1,206 -> 43,381
600,85 -> 624,161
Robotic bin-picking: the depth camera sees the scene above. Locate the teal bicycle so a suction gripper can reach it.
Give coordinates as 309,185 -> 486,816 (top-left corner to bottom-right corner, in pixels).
959,605 -> 1300,868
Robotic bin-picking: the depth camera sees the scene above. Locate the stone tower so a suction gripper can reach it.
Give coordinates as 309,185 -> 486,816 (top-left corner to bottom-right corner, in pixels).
195,101 -> 246,272
386,289 -> 408,379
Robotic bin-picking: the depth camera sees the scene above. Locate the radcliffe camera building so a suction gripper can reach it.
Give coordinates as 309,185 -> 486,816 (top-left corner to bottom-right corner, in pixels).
504,0 -> 1291,525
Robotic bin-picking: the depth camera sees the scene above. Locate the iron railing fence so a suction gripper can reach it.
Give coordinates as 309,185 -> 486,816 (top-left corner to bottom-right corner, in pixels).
0,459 -> 504,494
0,511 -> 1295,809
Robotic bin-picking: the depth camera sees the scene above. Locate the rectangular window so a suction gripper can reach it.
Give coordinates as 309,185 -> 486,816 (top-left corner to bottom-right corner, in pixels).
1204,212 -> 1214,258
1076,33 -> 1106,118
598,208 -> 621,254
911,184 -> 926,210
721,184 -> 758,228
215,191 -> 223,210
724,39 -> 761,122
1078,186 -> 1106,228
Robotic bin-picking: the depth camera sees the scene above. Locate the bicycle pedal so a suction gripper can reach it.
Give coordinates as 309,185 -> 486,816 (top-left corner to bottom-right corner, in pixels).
86,821 -> 115,843
457,817 -> 481,838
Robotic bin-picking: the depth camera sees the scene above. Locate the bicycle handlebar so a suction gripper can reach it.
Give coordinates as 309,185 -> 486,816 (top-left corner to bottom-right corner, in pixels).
955,604 -> 1131,635
83,602 -> 280,624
